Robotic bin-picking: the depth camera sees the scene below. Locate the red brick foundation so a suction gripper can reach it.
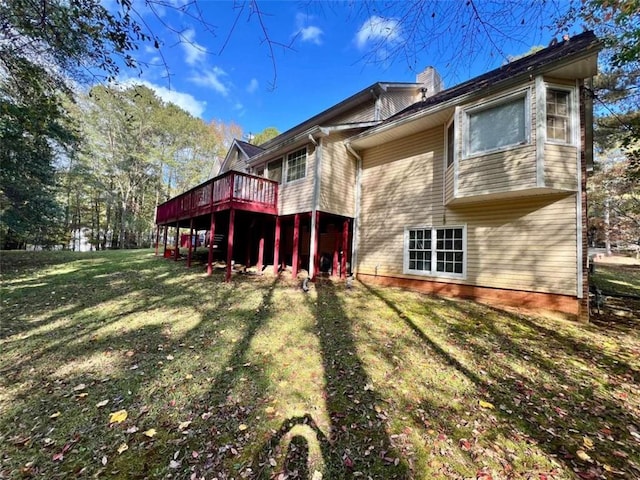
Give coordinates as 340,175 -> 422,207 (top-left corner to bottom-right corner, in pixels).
357,273 -> 581,319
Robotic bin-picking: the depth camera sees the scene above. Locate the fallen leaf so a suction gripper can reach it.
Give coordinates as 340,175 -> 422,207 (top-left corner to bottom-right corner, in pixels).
109,410 -> 128,424
73,384 -> 86,391
238,424 -> 248,431
178,421 -> 192,431
126,426 -> 138,434
117,443 -> 128,454
583,436 -> 594,450
143,428 -> 157,438
96,400 -> 109,408
185,374 -> 193,380
52,452 -> 64,462
265,407 -> 275,415
576,449 -> 593,463
166,355 -> 174,360
191,450 -> 199,458
50,411 -> 61,419
76,392 -> 88,398
479,400 -> 495,409
101,456 -> 107,466
269,457 -> 277,467
169,460 -> 181,469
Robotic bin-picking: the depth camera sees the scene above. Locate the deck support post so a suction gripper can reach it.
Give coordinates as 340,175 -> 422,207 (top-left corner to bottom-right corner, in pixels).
154,226 -> 160,256
312,211 -> 320,280
187,218 -> 194,268
332,223 -> 339,277
207,212 -> 216,276
226,209 -> 235,282
341,218 -> 349,279
273,216 -> 281,275
162,226 -> 168,257
257,220 -> 265,272
292,213 -> 300,278
174,222 -> 180,261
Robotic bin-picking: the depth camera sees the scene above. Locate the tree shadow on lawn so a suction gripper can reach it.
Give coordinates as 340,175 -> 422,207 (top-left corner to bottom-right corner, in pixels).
361,282 -> 640,479
252,279 -> 410,479
0,252 -> 280,478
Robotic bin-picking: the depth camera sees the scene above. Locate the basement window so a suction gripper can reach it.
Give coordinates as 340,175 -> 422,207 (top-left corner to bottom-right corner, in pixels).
404,226 -> 465,278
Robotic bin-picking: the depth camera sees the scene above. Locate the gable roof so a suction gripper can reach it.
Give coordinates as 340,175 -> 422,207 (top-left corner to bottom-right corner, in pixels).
349,31 -> 602,150
236,139 -> 264,159
256,81 -> 420,151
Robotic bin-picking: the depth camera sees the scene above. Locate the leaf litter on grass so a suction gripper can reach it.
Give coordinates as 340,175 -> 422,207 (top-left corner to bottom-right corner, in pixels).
0,250 -> 638,479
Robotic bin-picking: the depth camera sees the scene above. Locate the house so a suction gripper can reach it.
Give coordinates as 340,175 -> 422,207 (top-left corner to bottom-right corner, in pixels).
155,31 -> 602,320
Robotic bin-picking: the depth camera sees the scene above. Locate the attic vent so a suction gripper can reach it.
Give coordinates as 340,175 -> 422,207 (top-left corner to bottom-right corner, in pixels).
416,66 -> 443,99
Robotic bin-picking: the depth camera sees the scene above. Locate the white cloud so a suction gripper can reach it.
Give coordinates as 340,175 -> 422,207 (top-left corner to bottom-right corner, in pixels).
121,79 -> 206,118
181,29 -> 207,66
299,26 -> 323,45
355,16 -> 401,49
246,78 -> 259,94
294,12 -> 323,45
189,66 -> 229,96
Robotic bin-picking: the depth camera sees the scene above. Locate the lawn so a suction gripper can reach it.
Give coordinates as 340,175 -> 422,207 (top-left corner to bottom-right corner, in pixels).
1,250 -> 638,479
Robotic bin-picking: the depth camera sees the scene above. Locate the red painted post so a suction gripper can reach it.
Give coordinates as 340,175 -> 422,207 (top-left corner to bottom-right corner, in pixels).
154,226 -> 160,256
187,218 -> 194,268
292,213 -> 300,278
333,225 -> 339,277
174,222 -> 180,261
163,225 -> 168,257
341,218 -> 350,279
226,209 -> 235,282
207,212 -> 216,276
273,216 -> 281,275
257,220 -> 265,272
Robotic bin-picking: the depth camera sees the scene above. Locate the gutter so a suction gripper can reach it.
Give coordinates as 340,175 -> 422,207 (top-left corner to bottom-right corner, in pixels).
345,142 -> 362,277
309,134 -> 322,278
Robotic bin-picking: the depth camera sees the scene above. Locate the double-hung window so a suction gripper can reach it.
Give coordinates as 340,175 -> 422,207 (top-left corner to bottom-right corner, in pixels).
546,88 -> 572,144
465,91 -> 529,157
286,148 -> 307,182
404,226 -> 465,277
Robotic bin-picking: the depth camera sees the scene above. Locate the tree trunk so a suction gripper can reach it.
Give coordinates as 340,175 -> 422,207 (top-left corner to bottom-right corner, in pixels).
604,196 -> 612,256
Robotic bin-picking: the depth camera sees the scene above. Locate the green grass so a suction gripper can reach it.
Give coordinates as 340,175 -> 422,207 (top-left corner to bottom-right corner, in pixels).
591,263 -> 640,297
1,250 -> 639,479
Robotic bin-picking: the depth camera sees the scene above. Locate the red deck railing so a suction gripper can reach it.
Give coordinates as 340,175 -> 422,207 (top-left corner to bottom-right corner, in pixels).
155,171 -> 278,224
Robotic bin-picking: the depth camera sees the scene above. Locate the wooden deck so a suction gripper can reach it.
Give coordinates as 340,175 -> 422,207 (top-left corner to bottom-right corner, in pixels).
155,171 -> 278,225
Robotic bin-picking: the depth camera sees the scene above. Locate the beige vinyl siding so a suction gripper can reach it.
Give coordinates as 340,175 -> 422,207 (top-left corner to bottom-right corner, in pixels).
278,143 -> 316,215
444,165 -> 455,204
358,124 -> 578,296
456,145 -> 538,197
544,144 -> 578,190
319,132 -> 356,217
379,90 -> 419,119
332,103 -> 376,124
226,149 -> 245,173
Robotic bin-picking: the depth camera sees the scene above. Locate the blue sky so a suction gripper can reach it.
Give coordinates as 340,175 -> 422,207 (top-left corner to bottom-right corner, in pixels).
120,1 -> 575,138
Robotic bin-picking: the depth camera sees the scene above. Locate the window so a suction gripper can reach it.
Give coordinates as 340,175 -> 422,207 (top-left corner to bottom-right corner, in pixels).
267,159 -> 282,183
286,148 -> 306,182
466,93 -> 528,156
546,89 -> 571,143
405,226 -> 465,277
446,120 -> 455,167
255,166 -> 265,177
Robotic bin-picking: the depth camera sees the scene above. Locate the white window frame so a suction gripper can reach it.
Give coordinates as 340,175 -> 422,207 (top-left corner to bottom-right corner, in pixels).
403,225 -> 467,279
544,84 -> 576,146
445,116 -> 456,169
285,147 -> 307,183
462,88 -> 531,159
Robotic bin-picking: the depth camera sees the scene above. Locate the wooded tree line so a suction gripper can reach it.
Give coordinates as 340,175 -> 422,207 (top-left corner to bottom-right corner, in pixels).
0,0 -> 638,251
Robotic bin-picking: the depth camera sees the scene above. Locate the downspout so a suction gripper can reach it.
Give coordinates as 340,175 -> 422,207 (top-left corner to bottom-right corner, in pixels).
346,142 -> 362,278
309,133 -> 321,279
